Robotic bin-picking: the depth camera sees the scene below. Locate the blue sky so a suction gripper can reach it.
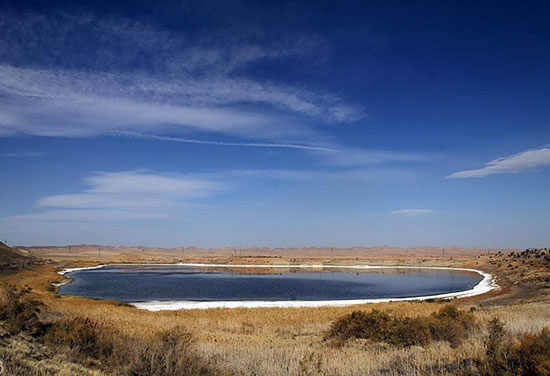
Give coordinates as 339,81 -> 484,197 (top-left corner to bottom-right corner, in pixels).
1,0 -> 549,248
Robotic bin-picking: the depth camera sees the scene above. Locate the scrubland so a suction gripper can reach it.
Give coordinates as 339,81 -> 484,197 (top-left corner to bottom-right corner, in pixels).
1,248 -> 549,375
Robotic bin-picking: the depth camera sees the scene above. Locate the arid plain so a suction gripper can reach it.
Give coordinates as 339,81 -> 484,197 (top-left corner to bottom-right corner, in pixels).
1,243 -> 550,375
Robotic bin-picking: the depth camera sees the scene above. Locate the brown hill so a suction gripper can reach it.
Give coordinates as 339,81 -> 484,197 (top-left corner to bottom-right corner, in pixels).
0,241 -> 34,269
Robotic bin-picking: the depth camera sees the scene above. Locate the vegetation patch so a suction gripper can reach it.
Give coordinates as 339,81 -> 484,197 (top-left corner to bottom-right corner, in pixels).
0,284 -> 45,336
479,318 -> 550,376
0,283 -> 224,375
43,316 -> 115,364
325,305 -> 477,347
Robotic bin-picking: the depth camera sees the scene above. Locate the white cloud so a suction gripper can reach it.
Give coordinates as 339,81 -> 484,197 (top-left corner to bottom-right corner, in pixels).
114,132 -> 336,151
1,151 -> 46,157
27,170 -> 223,221
0,63 -> 357,141
226,167 -> 415,182
0,12 -> 322,77
447,147 -> 550,178
109,133 -> 428,165
8,166 -> 417,223
0,12 -> 365,142
391,209 -> 434,216
83,171 -> 220,195
36,194 -> 167,210
0,65 -> 275,137
10,209 -> 168,222
313,146 -> 428,167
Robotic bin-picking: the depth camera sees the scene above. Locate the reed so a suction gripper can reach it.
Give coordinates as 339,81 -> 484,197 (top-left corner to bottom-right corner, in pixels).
1,253 -> 549,376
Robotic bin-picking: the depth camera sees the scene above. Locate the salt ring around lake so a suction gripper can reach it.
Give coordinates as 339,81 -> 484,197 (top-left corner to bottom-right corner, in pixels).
57,263 -> 498,311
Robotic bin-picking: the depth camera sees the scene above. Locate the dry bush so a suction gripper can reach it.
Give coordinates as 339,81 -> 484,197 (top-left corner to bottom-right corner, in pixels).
0,284 -> 45,336
43,316 -> 221,375
325,309 -> 393,345
121,327 -> 215,376
512,328 -> 550,375
43,317 -> 115,364
325,305 -> 476,348
477,318 -> 550,376
483,317 -> 508,375
4,264 -> 550,376
429,305 -> 477,347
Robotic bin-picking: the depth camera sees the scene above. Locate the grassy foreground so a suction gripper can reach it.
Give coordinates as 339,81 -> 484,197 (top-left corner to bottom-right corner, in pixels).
1,249 -> 550,375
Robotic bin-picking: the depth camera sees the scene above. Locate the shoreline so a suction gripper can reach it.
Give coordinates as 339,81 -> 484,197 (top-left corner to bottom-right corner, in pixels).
57,263 -> 498,311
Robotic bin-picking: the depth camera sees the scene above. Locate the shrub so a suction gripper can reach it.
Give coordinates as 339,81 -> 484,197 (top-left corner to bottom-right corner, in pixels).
513,328 -> 550,375
44,317 -> 219,375
386,316 -> 433,347
43,317 -> 115,363
429,305 -> 476,347
326,309 -> 392,343
0,284 -> 45,336
121,327 -> 214,376
479,319 -> 550,376
325,305 -> 476,348
1,284 -> 221,375
483,318 -> 509,375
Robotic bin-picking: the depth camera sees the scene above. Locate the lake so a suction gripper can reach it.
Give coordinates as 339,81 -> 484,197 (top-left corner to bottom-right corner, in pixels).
58,265 -> 484,307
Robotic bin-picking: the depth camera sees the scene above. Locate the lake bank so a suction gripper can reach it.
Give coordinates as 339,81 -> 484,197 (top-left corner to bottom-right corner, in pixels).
57,263 -> 495,310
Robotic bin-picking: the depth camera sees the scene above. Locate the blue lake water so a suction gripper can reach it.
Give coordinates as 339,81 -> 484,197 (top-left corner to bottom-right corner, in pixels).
58,265 -> 483,303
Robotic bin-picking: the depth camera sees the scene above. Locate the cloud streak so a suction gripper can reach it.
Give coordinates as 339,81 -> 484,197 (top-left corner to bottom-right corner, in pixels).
447,146 -> 550,178
0,65 -> 276,138
27,170 -> 224,221
8,166 -> 416,223
391,209 -> 434,216
312,146 -> 428,167
0,12 -> 365,144
1,151 -> 46,158
112,132 -> 337,152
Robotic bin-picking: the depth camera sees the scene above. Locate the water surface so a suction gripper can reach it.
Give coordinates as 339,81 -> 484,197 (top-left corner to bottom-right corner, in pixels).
59,265 -> 483,303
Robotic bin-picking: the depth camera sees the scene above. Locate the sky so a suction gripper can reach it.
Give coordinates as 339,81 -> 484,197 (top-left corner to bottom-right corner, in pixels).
1,0 -> 549,248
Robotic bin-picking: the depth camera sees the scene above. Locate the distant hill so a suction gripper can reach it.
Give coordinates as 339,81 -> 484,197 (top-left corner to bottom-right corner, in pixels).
22,244 -> 514,260
0,241 -> 34,269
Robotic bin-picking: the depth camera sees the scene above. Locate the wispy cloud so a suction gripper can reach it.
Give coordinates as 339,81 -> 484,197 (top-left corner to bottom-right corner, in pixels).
0,12 -> 323,77
312,146 -> 428,167
26,170 -> 224,221
391,209 -> 434,216
112,133 -> 430,165
112,132 -> 336,152
447,146 -> 550,178
0,65 -> 277,138
225,167 -> 416,182
81,171 -> 222,195
1,151 -> 46,158
8,166 -> 416,223
0,12 -> 365,142
10,209 -> 169,222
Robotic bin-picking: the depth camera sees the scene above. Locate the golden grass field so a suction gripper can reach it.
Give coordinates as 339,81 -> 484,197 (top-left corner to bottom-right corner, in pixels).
1,246 -> 550,375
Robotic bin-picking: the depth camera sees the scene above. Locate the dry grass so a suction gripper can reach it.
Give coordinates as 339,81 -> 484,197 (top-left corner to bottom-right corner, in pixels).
0,326 -> 105,376
1,252 -> 549,375
476,303 -> 550,335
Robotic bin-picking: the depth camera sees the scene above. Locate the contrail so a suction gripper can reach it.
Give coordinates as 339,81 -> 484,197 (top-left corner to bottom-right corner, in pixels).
109,131 -> 337,152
